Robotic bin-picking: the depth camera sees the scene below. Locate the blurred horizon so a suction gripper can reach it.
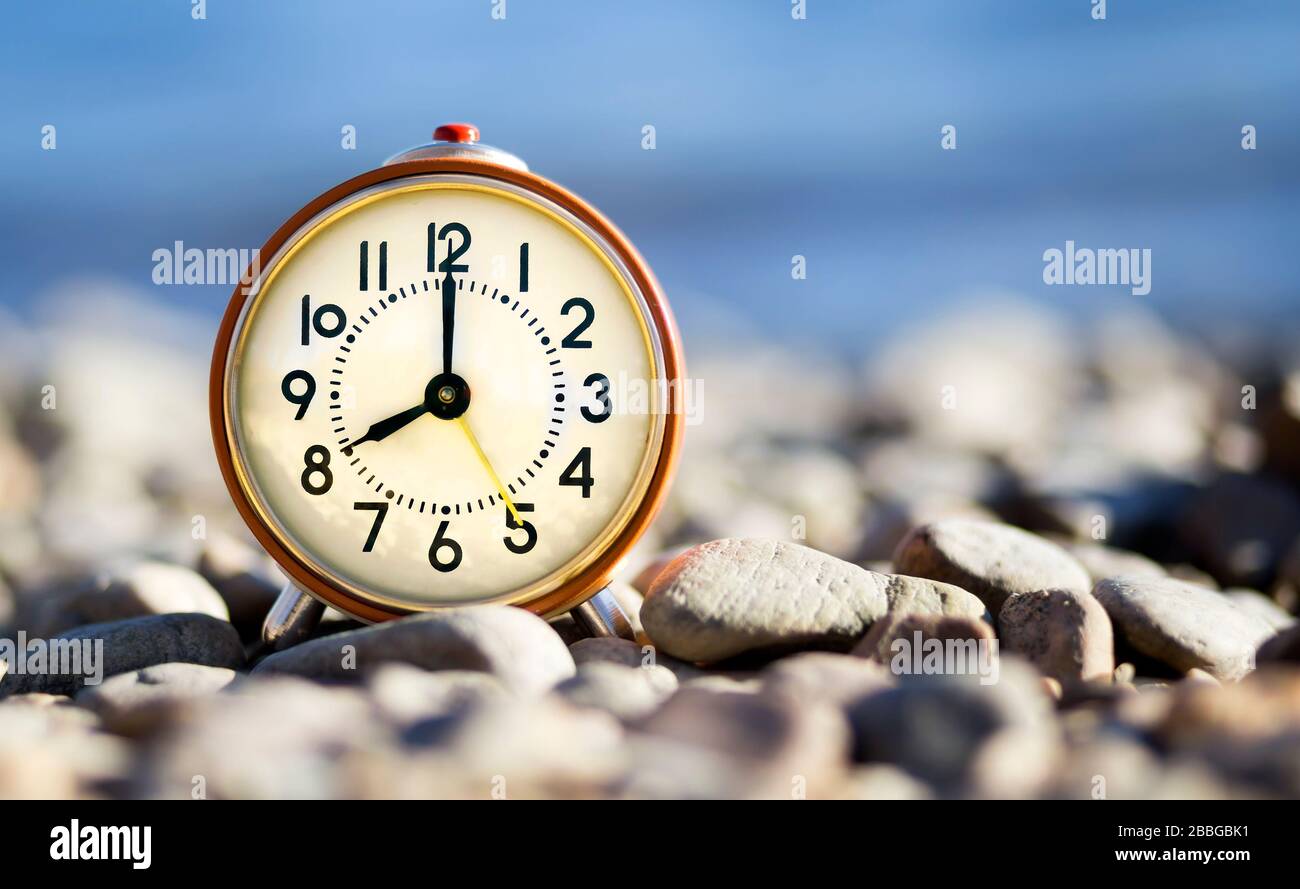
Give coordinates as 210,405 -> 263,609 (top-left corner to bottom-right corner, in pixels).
2,0 -> 1298,357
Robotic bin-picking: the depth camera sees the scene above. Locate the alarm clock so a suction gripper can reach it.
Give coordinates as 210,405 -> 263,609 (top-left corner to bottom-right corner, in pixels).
209,124 -> 685,648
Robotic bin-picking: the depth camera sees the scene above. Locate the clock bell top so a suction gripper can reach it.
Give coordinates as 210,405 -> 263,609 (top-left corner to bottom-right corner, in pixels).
385,122 -> 529,172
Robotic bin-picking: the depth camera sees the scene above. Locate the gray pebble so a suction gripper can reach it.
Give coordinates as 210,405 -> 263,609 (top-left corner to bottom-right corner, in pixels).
998,588 -> 1114,684
23,560 -> 230,638
254,605 -> 574,694
641,538 -> 984,663
1093,575 -> 1275,681
1,612 -> 244,698
75,662 -> 237,735
556,662 -> 677,721
893,519 -> 1092,615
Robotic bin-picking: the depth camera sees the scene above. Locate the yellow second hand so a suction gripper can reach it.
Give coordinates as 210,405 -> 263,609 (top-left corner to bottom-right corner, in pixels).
455,416 -> 522,526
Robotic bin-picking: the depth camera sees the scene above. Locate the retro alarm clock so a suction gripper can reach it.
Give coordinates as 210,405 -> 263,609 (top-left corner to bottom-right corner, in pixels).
210,124 -> 684,648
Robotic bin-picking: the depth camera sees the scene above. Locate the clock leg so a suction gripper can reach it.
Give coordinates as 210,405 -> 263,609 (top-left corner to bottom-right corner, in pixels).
261,583 -> 325,651
570,585 -> 635,640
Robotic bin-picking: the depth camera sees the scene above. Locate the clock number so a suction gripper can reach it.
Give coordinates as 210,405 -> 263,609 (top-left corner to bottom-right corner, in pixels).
300,295 -> 347,345
359,240 -> 387,291
580,373 -> 612,423
560,297 -> 594,348
300,445 -> 333,495
559,447 -> 594,498
503,502 -> 537,555
353,501 -> 389,552
519,242 -> 529,292
427,222 -> 471,273
281,370 -> 316,420
428,520 -> 463,572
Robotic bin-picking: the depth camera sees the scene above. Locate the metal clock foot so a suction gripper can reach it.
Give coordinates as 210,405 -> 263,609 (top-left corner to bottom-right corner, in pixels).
262,583 -> 325,651
571,585 -> 635,640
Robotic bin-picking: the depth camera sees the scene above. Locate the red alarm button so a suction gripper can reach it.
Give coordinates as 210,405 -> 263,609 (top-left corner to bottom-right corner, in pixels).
434,123 -> 480,144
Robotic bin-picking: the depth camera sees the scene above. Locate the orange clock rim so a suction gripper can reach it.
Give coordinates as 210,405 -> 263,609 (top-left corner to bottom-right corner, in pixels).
208,157 -> 686,623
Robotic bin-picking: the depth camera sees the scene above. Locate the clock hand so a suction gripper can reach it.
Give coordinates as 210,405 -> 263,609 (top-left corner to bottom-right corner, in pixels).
441,267 -> 456,375
454,415 -> 522,526
347,403 -> 428,449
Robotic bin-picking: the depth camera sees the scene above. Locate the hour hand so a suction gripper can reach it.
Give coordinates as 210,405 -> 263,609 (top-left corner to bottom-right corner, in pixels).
346,403 -> 427,451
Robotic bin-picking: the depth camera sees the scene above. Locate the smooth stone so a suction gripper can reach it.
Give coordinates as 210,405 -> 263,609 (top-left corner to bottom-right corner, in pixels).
1224,588 -> 1295,632
254,605 -> 575,694
367,664 -> 510,727
404,695 -> 627,799
137,676 -> 384,799
0,704 -> 131,798
23,560 -> 230,638
556,662 -> 678,721
893,519 -> 1092,615
75,662 -> 237,735
641,538 -> 984,663
1056,540 -> 1166,584
626,686 -> 851,799
1093,576 -> 1275,681
997,588 -> 1114,684
568,636 -> 702,680
846,657 -> 1052,790
851,612 -> 996,668
842,764 -> 934,800
761,652 -> 894,706
0,613 -> 244,698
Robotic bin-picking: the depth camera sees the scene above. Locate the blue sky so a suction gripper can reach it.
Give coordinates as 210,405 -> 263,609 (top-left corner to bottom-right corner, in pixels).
2,0 -> 1297,353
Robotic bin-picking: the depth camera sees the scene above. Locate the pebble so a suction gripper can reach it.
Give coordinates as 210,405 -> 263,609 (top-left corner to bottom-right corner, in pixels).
1093,576 -> 1276,681
1224,588 -> 1296,632
367,664 -> 510,727
556,662 -> 678,721
851,612 -> 996,667
626,686 -> 851,798
1056,540 -> 1166,584
841,764 -> 934,800
0,697 -> 132,798
997,588 -> 1114,684
74,662 -> 237,735
761,652 -> 894,706
403,695 -> 627,799
0,612 -> 244,698
846,657 -> 1052,791
253,605 -> 575,694
138,676 -> 384,799
641,538 -> 983,663
893,519 -> 1091,615
568,636 -> 701,680
22,560 -> 230,638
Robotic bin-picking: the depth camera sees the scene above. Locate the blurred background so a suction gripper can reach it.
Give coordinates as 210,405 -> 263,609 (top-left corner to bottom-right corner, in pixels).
2,0 -> 1300,801
2,0 -> 1298,350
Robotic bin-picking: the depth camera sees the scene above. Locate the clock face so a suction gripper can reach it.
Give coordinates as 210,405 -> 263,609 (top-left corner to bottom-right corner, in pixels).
223,175 -> 668,611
